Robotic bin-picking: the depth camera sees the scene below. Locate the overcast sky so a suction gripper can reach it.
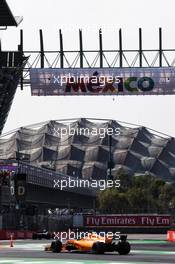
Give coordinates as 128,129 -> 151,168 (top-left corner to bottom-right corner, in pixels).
1,0 -> 175,136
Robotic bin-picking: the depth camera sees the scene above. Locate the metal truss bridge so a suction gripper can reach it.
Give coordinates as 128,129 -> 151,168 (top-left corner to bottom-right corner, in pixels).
1,28 -> 175,90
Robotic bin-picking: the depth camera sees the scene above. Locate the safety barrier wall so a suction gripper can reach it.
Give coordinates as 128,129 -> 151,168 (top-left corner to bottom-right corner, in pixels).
0,230 -> 33,240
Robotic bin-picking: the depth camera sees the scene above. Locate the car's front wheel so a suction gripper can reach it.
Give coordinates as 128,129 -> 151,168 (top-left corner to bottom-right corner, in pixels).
51,240 -> 62,253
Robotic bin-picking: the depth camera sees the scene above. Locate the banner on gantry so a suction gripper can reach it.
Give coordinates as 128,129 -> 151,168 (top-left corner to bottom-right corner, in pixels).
30,67 -> 175,96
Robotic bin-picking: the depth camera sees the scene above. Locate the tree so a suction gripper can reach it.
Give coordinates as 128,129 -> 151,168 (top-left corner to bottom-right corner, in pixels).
97,188 -> 129,213
114,168 -> 132,191
159,184 -> 175,210
150,178 -> 165,199
96,171 -> 174,214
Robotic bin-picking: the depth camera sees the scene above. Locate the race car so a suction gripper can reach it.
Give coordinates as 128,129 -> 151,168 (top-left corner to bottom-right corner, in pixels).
32,230 -> 54,240
45,232 -> 131,255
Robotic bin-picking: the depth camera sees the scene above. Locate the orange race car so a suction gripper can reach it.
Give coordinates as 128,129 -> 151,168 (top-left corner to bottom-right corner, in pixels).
45,232 -> 131,255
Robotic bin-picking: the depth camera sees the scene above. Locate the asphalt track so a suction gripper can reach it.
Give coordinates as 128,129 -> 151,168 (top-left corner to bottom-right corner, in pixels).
0,235 -> 175,263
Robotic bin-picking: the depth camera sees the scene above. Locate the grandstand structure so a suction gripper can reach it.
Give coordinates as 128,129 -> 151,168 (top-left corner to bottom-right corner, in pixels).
0,0 -> 23,28
0,118 -> 175,183
0,0 -> 26,134
0,53 -> 27,134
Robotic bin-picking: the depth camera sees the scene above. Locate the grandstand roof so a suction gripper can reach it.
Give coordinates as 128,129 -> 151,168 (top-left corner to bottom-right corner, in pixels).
0,118 -> 175,183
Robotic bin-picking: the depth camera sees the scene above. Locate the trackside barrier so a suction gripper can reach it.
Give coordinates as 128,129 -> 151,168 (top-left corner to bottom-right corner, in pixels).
167,230 -> 175,242
0,230 -> 33,240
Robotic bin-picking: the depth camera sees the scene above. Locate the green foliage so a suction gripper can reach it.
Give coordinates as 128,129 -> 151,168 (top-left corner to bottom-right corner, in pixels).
97,171 -> 175,214
97,187 -> 130,213
114,168 -> 133,191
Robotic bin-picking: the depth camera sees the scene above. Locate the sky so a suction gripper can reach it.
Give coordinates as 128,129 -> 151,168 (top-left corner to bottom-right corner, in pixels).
1,0 -> 175,136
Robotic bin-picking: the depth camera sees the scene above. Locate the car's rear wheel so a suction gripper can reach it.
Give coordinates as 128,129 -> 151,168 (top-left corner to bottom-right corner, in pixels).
46,233 -> 51,239
92,242 -> 106,254
32,233 -> 37,239
51,240 -> 62,253
116,241 -> 131,255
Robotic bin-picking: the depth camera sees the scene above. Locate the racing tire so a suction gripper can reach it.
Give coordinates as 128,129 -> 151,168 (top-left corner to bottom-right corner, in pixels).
32,233 -> 37,239
46,233 -> 51,239
92,242 -> 106,254
116,241 -> 131,255
51,240 -> 62,253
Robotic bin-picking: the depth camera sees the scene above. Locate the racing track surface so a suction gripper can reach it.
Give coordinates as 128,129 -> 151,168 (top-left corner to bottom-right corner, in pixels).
0,235 -> 175,263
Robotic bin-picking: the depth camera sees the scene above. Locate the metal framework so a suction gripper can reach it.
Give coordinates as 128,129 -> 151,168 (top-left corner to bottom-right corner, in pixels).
0,0 -> 23,29
1,27 -> 175,89
19,161 -> 96,196
7,28 -> 174,90
0,160 -> 96,196
0,51 -> 27,133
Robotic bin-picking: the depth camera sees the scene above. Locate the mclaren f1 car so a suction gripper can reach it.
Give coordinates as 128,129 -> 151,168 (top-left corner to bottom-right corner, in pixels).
45,232 -> 131,255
